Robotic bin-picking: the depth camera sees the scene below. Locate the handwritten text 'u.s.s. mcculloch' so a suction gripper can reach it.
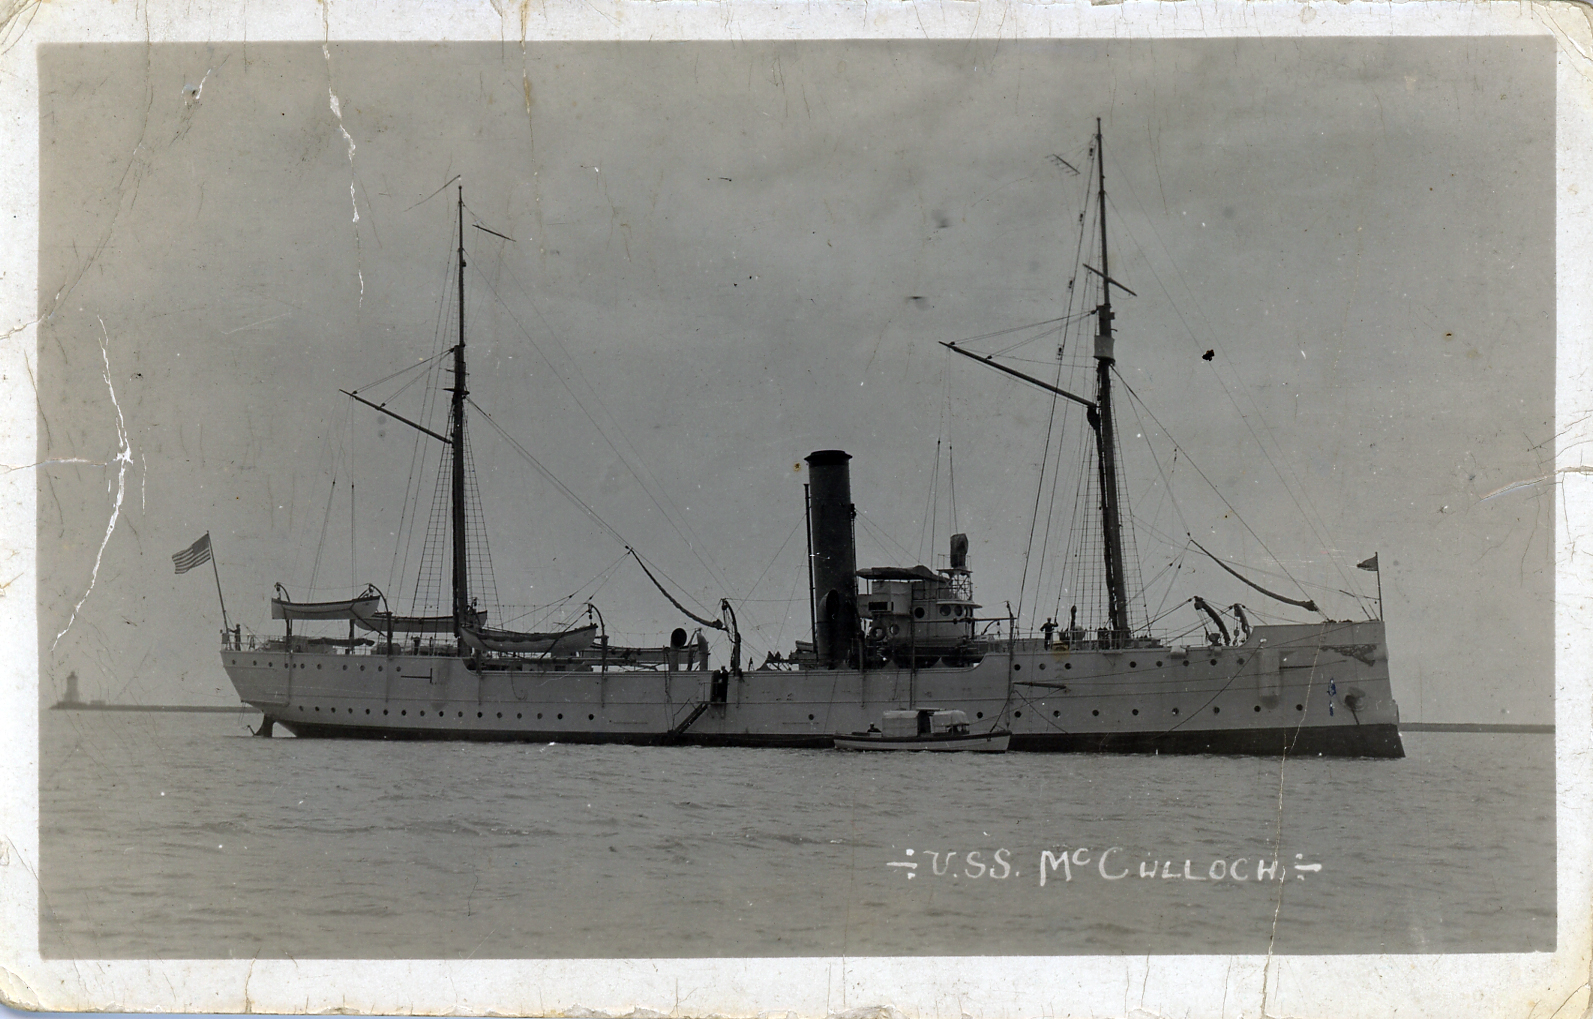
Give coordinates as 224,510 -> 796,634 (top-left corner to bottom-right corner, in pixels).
886,847 -> 1323,886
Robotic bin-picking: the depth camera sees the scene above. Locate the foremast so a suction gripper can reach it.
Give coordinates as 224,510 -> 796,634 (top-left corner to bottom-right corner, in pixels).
1090,119 -> 1131,646
450,185 -> 471,640
940,119 -> 1135,647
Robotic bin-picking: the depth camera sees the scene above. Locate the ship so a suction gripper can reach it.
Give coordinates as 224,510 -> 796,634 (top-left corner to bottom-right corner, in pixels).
224,125 -> 1403,758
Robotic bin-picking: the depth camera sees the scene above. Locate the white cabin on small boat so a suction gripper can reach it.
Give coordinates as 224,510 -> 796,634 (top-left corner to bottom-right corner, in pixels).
878,708 -> 972,737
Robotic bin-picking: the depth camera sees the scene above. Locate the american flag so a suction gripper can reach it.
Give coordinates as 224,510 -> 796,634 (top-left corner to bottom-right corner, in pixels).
171,533 -> 213,574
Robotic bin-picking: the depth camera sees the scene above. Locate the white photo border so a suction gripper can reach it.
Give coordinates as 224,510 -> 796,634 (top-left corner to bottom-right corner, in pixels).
1,3 -> 1588,1016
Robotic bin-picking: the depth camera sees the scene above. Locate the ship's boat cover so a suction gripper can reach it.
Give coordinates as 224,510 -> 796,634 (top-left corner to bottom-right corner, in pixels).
272,590 -> 459,632
460,623 -> 599,656
271,594 -> 382,621
352,610 -> 459,634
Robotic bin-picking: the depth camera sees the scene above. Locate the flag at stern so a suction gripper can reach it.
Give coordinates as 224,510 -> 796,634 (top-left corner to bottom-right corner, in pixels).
171,533 -> 213,574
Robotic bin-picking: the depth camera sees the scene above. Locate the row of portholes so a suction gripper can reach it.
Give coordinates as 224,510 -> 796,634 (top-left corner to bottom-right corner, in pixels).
237,659 -> 382,673
294,706 -> 601,722
1071,703 -> 1308,718
1016,657 -> 1238,672
908,604 -> 970,619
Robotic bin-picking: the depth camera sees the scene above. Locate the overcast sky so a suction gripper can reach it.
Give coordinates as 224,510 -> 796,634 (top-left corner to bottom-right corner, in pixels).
36,38 -> 1554,721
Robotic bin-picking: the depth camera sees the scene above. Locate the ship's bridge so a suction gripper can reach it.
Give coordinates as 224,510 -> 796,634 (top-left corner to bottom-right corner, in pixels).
857,564 -> 980,644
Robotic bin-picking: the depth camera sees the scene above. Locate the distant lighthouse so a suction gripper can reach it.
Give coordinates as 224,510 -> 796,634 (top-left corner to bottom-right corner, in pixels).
52,671 -> 83,709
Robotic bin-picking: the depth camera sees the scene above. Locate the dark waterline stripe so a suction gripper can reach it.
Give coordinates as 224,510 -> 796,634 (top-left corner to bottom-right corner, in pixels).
1401,722 -> 1554,734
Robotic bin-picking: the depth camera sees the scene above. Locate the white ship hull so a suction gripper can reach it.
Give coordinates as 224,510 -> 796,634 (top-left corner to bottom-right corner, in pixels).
224,619 -> 1402,757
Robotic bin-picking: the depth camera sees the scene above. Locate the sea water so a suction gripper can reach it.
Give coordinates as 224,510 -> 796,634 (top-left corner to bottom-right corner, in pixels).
38,711 -> 1554,958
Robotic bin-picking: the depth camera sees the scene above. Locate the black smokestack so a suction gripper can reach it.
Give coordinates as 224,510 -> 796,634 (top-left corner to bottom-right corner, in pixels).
806,450 -> 859,667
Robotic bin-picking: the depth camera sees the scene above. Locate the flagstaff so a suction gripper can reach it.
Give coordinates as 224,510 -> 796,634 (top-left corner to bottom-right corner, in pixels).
172,532 -> 230,639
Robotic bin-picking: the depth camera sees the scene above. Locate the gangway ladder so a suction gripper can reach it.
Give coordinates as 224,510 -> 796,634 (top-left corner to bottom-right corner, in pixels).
665,700 -> 712,743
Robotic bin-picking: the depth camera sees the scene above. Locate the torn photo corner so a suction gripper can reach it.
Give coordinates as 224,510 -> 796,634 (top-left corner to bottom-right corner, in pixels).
1,1 -> 1589,1017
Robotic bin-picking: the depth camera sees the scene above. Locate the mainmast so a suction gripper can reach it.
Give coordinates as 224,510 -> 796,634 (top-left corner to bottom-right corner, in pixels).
1091,119 -> 1131,644
450,185 -> 470,637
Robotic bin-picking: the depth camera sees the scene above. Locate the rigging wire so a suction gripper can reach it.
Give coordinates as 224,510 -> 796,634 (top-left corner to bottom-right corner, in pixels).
1104,177 -> 1357,602
948,440 -> 959,537
917,436 -> 942,563
349,348 -> 452,396
743,515 -> 803,603
1113,374 -> 1318,607
308,477 -> 339,594
496,550 -> 630,629
467,397 -> 631,551
857,509 -> 918,566
465,261 -> 744,610
949,315 -> 1072,351
389,225 -> 459,608
1018,140 -> 1097,627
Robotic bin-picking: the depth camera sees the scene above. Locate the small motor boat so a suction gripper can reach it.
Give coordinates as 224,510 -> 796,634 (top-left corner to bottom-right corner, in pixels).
833,708 -> 1010,752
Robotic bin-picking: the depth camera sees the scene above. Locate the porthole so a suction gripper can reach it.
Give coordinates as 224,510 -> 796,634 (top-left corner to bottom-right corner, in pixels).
359,665 -> 365,672
1014,711 -> 1022,718
497,712 -> 502,718
252,660 -> 258,666
378,666 -> 383,672
269,662 -> 274,668
477,712 -> 483,718
419,711 -> 425,716
1295,704 -> 1304,712
557,713 -> 563,720
458,711 -> 464,718
1038,662 -> 1046,670
1132,708 -> 1139,716
1064,662 -> 1072,670
1172,707 -> 1180,715
1183,661 -> 1190,667
939,605 -> 951,617
383,709 -> 389,715
1237,657 -> 1245,665
1053,710 -> 1060,717
889,624 -> 900,636
343,665 -> 348,670
1213,706 -> 1221,714
1013,663 -> 1022,671
954,605 -> 964,616
316,664 -> 322,670
808,714 -> 815,720
297,705 -> 303,711
913,607 -> 925,619
231,659 -> 237,665
976,711 -> 984,718
1156,661 -> 1163,668
1254,705 -> 1261,712
1091,709 -> 1099,717
516,713 -> 522,719
401,710 -> 407,716
588,714 -> 595,721
1209,659 -> 1217,666
314,706 -> 319,711
537,713 -> 543,719
1129,661 -> 1137,668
